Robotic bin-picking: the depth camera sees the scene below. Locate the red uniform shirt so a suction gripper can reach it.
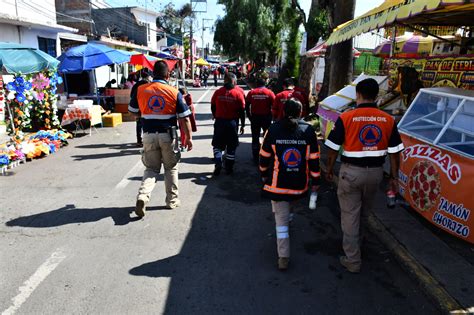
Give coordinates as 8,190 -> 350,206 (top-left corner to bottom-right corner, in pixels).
211,86 -> 245,120
292,86 -> 309,117
273,88 -> 307,120
246,87 -> 275,116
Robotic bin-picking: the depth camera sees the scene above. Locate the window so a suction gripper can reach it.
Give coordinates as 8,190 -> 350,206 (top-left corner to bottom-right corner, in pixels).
147,24 -> 151,43
38,37 -> 57,57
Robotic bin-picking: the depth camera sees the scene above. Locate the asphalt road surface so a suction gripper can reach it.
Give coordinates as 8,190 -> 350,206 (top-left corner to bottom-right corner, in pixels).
0,87 -> 438,314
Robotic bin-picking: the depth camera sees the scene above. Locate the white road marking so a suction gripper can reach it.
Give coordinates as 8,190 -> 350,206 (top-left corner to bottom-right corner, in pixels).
115,160 -> 144,189
2,249 -> 67,315
195,89 -> 212,105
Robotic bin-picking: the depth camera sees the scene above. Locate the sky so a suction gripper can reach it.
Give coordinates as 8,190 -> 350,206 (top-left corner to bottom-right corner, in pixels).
106,0 -> 385,48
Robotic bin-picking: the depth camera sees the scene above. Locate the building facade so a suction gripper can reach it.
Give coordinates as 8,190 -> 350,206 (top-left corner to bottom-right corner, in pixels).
0,0 -> 77,57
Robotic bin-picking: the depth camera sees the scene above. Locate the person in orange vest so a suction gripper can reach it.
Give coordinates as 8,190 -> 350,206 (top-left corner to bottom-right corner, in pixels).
325,78 -> 404,273
272,78 -> 305,121
211,73 -> 245,175
245,73 -> 275,162
129,61 -> 193,217
259,98 -> 321,270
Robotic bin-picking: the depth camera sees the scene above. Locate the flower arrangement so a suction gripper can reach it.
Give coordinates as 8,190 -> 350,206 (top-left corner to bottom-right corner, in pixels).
4,74 -> 34,136
3,71 -> 63,135
30,70 -> 62,130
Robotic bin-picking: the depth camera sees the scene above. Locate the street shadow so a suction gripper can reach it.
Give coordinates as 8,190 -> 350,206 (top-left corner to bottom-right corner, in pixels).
194,113 -> 214,121
5,204 -> 170,228
128,172 -> 213,185
129,142 -> 282,313
128,138 -> 431,313
180,157 -> 214,165
75,143 -> 137,150
191,134 -> 251,141
71,149 -> 141,161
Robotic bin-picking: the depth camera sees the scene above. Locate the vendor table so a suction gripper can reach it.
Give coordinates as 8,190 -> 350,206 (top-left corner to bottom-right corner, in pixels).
77,94 -> 115,111
61,105 -> 103,136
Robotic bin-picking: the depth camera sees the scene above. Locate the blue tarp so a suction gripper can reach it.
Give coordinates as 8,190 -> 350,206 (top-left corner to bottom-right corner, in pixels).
58,42 -> 130,73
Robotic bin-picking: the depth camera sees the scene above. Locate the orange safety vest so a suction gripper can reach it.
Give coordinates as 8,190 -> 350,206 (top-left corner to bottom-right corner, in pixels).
339,107 -> 395,158
137,81 -> 178,120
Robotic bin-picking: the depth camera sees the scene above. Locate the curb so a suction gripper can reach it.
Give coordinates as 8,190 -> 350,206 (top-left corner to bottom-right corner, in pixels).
319,160 -> 467,314
367,214 -> 465,314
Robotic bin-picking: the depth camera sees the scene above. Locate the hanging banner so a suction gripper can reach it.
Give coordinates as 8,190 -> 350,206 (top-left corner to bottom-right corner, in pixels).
399,134 -> 474,244
386,55 -> 474,90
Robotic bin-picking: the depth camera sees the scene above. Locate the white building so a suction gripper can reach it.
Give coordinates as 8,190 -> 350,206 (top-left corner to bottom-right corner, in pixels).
130,7 -> 161,52
0,0 -> 78,57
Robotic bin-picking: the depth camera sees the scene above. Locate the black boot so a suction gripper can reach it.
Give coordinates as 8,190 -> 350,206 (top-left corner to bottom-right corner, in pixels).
213,163 -> 222,176
225,159 -> 234,175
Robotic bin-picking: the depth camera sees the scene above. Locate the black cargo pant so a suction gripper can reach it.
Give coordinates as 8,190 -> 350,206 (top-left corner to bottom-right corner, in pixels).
212,119 -> 239,171
250,114 -> 272,161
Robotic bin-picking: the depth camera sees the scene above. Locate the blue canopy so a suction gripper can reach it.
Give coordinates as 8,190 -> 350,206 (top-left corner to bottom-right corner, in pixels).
0,42 -> 59,74
156,51 -> 178,60
58,42 -> 130,73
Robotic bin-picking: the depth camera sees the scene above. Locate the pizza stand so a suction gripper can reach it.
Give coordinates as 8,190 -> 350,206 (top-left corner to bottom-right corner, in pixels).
397,87 -> 474,243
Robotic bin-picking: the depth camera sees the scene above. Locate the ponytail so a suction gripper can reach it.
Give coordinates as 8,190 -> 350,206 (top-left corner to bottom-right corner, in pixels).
282,98 -> 302,132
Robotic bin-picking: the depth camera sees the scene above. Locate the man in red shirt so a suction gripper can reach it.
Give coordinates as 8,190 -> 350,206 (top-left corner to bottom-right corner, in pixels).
292,84 -> 309,117
211,73 -> 246,175
272,78 -> 306,121
246,75 -> 275,162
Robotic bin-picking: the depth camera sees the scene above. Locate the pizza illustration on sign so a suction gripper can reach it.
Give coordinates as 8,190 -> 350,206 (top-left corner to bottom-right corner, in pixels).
408,161 -> 441,212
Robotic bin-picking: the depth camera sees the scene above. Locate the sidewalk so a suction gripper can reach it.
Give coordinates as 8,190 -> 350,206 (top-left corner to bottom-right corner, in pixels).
319,145 -> 474,314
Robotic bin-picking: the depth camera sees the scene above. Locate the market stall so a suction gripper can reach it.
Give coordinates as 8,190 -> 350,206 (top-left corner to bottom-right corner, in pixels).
0,42 -> 73,173
58,42 -> 130,124
317,74 -> 389,138
397,87 -> 474,243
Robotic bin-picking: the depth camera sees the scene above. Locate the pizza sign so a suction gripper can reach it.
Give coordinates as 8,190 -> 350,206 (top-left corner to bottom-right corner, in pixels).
400,134 -> 474,244
402,144 -> 461,184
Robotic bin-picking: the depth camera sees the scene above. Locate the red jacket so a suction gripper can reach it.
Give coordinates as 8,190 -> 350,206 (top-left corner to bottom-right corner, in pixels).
246,87 -> 275,116
273,88 -> 306,120
211,86 -> 245,120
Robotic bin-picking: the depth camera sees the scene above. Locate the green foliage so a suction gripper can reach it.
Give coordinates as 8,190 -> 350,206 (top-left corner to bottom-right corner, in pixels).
284,7 -> 301,78
157,2 -> 194,36
214,0 -> 288,61
183,36 -> 191,59
306,8 -> 329,43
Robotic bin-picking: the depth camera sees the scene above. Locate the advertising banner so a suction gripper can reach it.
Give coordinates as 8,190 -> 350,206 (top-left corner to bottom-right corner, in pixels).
399,133 -> 474,244
386,55 -> 474,91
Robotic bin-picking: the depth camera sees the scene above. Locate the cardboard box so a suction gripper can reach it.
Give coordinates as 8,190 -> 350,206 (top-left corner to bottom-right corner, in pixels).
102,113 -> 122,127
121,112 -> 136,122
114,103 -> 129,113
113,89 -> 131,104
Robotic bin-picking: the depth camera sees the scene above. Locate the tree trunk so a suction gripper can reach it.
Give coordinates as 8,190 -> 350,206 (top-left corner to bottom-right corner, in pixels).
298,55 -> 315,97
318,45 -> 331,101
327,0 -> 355,94
296,0 -> 321,102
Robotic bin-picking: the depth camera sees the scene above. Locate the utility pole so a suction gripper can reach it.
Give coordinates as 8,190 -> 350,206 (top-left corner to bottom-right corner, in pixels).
190,16 -> 194,80
202,18 -> 212,59
189,0 -> 207,79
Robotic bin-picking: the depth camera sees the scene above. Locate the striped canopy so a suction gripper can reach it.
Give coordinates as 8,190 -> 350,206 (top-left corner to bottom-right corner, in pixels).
306,41 -> 361,58
326,0 -> 474,46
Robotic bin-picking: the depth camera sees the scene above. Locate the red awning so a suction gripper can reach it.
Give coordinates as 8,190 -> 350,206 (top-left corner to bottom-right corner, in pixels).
306,41 -> 361,58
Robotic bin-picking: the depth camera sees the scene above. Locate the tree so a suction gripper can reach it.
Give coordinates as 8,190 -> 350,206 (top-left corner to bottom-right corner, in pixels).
214,0 -> 287,62
316,0 -> 355,98
157,3 -> 193,36
291,0 -> 329,100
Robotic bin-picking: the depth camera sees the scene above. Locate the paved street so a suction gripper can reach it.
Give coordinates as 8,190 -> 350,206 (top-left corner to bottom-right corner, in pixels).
0,87 -> 437,314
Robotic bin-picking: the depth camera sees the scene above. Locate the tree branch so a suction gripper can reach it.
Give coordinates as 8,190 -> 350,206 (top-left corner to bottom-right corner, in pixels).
291,0 -> 307,27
